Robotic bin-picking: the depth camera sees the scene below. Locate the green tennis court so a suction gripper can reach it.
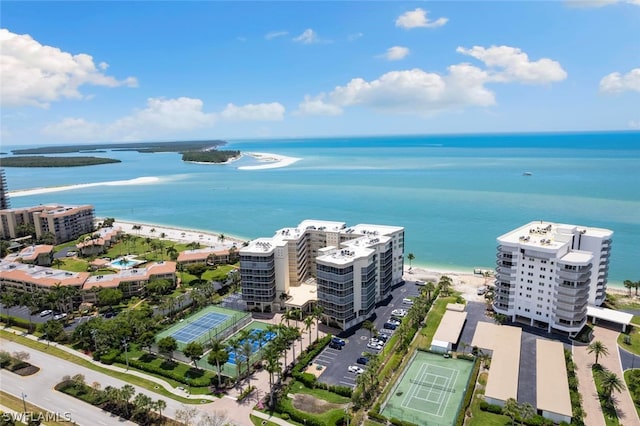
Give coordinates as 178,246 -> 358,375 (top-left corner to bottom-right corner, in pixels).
382,351 -> 474,426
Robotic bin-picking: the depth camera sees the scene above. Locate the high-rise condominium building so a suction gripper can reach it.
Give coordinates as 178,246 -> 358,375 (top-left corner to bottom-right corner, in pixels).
240,220 -> 405,329
0,204 -> 95,244
494,221 -> 612,336
0,169 -> 9,210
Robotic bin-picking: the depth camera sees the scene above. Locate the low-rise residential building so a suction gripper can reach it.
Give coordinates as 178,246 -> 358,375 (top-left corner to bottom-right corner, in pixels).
75,226 -> 122,257
239,219 -> 404,329
4,245 -> 54,266
494,221 -> 613,336
176,247 -> 236,267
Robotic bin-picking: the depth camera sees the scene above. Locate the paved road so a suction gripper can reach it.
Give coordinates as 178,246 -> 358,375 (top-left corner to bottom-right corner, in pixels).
0,339 -> 194,426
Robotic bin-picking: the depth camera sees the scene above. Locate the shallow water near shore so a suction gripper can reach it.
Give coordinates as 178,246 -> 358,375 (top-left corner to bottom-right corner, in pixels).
3,131 -> 639,286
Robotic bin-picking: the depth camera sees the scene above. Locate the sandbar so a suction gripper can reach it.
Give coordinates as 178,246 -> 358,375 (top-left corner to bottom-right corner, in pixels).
8,177 -> 161,198
237,152 -> 301,170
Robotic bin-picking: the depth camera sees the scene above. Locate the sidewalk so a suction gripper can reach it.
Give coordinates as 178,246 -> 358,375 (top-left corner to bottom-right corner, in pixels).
573,343 -> 606,426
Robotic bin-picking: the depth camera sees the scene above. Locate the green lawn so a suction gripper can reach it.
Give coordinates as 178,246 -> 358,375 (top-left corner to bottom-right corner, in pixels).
592,366 -> 620,426
467,387 -> 510,426
623,370 -> 640,419
58,257 -> 90,272
0,390 -> 67,426
0,329 -> 200,404
618,326 -> 640,356
420,296 -> 458,347
250,414 -> 281,426
289,380 -> 350,404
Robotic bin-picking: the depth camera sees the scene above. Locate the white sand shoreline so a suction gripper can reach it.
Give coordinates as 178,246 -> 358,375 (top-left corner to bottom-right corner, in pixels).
8,177 -> 161,197
237,152 -> 301,170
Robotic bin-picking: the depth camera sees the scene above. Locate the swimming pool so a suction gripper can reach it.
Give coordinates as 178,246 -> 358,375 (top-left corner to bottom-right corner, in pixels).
109,256 -> 144,270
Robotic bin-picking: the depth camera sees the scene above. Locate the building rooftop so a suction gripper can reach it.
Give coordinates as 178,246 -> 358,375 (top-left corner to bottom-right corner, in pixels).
316,245 -> 374,265
497,220 -> 612,250
472,321 -> 522,403
0,260 -> 89,287
587,306 -> 634,326
432,309 -> 467,344
4,245 -> 54,261
560,251 -> 593,264
536,339 -> 572,418
286,282 -> 318,308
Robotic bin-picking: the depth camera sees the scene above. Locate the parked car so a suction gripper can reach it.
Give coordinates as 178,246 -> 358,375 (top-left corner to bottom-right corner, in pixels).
477,286 -> 487,295
369,338 -> 385,346
348,365 -> 364,374
53,313 -> 67,320
331,337 -> 346,346
328,341 -> 343,350
375,334 -> 388,342
415,280 -> 425,286
383,322 -> 398,330
391,309 -> 407,317
39,310 -> 53,317
379,328 -> 394,336
356,357 -> 369,365
367,342 -> 383,350
387,319 -> 401,326
402,298 -> 414,305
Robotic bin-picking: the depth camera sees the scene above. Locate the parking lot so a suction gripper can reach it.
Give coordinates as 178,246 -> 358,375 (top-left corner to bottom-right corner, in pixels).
314,280 -> 423,387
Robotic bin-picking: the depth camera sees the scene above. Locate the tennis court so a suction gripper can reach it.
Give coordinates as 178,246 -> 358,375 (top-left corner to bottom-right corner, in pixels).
381,351 -> 475,426
227,329 -> 277,364
156,305 -> 250,349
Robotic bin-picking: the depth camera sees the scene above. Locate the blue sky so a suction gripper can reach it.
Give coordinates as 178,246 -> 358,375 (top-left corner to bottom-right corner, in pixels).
1,1 -> 639,145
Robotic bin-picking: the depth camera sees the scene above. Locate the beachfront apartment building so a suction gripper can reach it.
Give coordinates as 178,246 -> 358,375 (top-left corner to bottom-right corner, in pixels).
0,169 -> 9,210
493,221 -> 613,336
0,204 -> 95,244
239,219 -> 404,329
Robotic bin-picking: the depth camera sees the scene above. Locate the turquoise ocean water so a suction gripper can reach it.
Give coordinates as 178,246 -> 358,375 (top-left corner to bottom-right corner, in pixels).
2,131 -> 639,286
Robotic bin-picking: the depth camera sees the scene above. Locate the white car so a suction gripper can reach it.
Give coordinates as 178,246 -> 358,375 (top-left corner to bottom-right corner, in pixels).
402,298 -> 414,305
53,313 -> 67,320
348,365 -> 364,374
369,338 -> 385,346
40,310 -> 53,317
367,342 -> 383,350
387,319 -> 401,326
391,309 -> 407,317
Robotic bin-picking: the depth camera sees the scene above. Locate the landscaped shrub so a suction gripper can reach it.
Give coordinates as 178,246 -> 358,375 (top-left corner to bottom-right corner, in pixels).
314,382 -> 353,397
455,359 -> 480,426
121,356 -> 215,387
99,348 -> 119,365
275,399 -> 326,426
479,401 -> 503,414
297,372 -> 317,388
367,411 -> 387,423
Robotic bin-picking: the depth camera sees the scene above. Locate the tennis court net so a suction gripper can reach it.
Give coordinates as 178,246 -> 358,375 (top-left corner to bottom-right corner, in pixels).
409,378 -> 456,393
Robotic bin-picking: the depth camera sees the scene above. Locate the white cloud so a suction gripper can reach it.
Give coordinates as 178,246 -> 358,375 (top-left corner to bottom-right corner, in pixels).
599,68 -> 640,93
395,8 -> 448,29
295,95 -> 343,116
0,28 -> 137,108
293,29 -> 319,44
265,31 -> 289,40
383,46 -> 410,61
456,45 -> 567,84
299,45 -> 565,116
220,102 -> 285,121
42,97 -> 284,142
347,32 -> 363,41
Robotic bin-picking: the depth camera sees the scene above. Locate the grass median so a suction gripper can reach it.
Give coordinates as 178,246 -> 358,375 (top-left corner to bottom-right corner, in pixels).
0,329 -> 201,404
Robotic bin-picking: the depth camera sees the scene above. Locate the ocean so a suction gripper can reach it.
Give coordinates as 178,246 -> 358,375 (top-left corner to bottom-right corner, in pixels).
3,131 -> 639,287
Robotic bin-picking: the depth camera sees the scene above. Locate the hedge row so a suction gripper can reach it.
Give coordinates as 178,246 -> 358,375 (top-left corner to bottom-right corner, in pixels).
478,402 -> 557,426
455,358 -> 480,426
292,335 -> 331,377
390,417 -> 418,426
276,398 -> 329,426
121,357 -> 215,387
0,314 -> 37,333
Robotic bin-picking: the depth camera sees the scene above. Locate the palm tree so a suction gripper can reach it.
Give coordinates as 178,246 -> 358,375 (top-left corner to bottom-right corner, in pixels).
207,339 -> 229,389
362,320 -> 375,339
120,384 -> 136,417
304,316 -> 314,344
155,399 -> 166,420
228,338 -> 242,383
132,224 -> 142,236
313,305 -> 323,341
240,340 -> 254,390
218,233 -> 226,243
438,275 -> 453,296
587,341 -> 609,365
503,398 -> 520,425
263,345 -> 282,408
624,280 -> 634,296
166,246 -> 178,261
600,370 -> 625,402
424,281 -> 436,301
407,253 -> 415,270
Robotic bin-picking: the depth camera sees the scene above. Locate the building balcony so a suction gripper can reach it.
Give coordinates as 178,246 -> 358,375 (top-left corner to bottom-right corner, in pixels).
555,293 -> 589,306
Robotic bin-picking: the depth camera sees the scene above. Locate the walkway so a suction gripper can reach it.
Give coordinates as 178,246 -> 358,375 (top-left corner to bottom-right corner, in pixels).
591,327 -> 640,426
573,342 -> 606,426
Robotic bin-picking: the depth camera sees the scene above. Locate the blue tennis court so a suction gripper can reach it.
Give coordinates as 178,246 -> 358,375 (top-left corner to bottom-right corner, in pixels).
227,330 -> 277,364
171,312 -> 230,344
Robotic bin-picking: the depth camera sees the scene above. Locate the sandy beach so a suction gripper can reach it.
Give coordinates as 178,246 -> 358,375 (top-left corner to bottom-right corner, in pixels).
237,152 -> 301,170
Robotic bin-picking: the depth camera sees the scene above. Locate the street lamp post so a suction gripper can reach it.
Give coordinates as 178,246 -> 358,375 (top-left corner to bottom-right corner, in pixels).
91,329 -> 98,354
122,338 -> 129,371
21,392 -> 27,413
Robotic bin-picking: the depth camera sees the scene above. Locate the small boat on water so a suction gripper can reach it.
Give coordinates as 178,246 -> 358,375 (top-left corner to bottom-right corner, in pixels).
522,172 -> 533,176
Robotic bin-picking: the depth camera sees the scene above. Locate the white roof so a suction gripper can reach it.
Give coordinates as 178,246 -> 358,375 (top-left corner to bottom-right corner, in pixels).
536,339 -> 572,418
560,251 -> 593,264
432,310 -> 467,344
587,306 -> 633,326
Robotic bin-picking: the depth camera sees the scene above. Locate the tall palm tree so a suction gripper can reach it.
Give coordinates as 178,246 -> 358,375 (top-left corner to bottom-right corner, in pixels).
600,370 -> 625,402
407,253 -> 415,270
424,281 -> 436,301
207,339 -> 229,389
155,399 -> 166,420
587,341 -> 609,365
304,316 -> 314,344
240,340 -> 254,390
438,275 -> 453,296
362,320 -> 375,339
228,338 -> 242,383
120,384 -> 136,417
166,246 -> 178,261
263,346 -> 282,408
312,305 -> 323,341
624,280 -> 634,296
